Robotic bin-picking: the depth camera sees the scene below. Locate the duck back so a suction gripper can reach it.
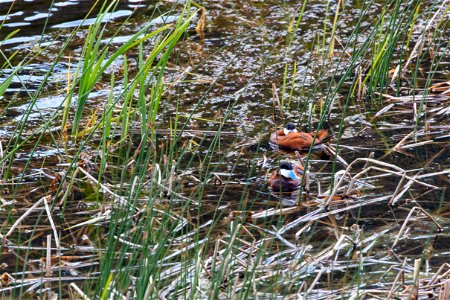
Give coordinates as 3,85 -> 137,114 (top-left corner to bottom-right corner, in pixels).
270,129 -> 329,150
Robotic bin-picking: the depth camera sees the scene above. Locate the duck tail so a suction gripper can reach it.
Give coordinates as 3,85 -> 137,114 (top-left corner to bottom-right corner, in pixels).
316,130 -> 331,143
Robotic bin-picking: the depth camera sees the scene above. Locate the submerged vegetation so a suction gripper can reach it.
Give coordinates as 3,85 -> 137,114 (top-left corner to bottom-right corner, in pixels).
0,0 -> 449,299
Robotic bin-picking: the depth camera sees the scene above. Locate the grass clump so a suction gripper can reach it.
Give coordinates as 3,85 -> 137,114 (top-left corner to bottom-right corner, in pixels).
0,0 -> 449,299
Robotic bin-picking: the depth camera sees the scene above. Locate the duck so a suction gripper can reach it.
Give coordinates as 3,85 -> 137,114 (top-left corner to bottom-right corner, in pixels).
269,122 -> 330,150
268,161 -> 304,192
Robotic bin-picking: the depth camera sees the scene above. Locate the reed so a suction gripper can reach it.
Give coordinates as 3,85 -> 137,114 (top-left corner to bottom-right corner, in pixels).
0,0 -> 448,299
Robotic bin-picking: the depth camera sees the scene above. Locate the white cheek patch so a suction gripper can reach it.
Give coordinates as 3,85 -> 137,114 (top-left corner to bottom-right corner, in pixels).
283,128 -> 298,135
280,169 -> 290,178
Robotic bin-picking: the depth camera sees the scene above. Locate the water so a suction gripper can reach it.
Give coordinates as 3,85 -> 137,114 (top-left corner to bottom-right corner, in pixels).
0,0 -> 449,297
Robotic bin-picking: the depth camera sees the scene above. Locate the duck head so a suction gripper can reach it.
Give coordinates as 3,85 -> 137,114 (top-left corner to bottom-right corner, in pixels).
279,161 -> 301,180
283,122 -> 298,136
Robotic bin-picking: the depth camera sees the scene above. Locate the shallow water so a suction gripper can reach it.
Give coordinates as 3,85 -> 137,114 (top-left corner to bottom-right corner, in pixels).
0,0 -> 449,298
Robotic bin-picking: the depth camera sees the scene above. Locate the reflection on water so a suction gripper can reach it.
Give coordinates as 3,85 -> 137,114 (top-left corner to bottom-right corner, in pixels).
0,0 -> 449,297
52,10 -> 133,28
0,0 -> 156,39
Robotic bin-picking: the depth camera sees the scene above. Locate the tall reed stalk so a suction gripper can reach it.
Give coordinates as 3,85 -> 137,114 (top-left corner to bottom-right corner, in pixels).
1,0 -> 448,298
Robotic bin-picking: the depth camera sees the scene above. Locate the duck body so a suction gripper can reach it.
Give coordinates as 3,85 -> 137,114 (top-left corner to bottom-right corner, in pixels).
268,162 -> 304,192
270,123 -> 329,151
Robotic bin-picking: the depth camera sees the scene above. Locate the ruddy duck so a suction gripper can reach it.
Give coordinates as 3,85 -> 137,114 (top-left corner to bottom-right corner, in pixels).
268,161 -> 304,192
270,122 -> 329,150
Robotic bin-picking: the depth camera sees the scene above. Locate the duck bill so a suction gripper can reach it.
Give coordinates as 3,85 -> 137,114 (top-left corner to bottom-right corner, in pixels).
280,169 -> 301,180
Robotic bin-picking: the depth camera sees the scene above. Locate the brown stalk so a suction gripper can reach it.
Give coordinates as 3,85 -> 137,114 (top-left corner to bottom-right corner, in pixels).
68,282 -> 91,300
391,206 -> 442,251
3,195 -> 51,242
271,82 -> 284,120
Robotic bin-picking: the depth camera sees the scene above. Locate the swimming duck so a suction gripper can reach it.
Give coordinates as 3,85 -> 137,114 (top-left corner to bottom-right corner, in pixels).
268,161 -> 304,192
270,122 -> 330,150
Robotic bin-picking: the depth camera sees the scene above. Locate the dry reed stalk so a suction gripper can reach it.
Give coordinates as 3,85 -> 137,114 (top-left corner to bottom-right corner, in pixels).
366,166 -> 437,189
1,276 -> 96,293
375,103 -> 396,117
160,237 -> 208,263
409,258 -> 421,300
165,66 -> 193,89
166,160 -> 176,197
357,65 -> 363,101
58,167 -> 79,207
393,131 -> 414,150
172,220 -> 213,243
294,151 -> 305,168
230,273 -> 240,299
271,82 -> 284,120
144,174 -> 198,205
387,258 -> 408,299
390,65 -> 401,83
391,206 -> 442,250
426,263 -> 450,287
329,144 -> 375,151
78,167 -> 133,208
401,140 -> 434,149
6,245 -> 70,251
390,179 -> 415,205
0,141 -> 4,178
159,265 -> 195,298
278,195 -> 390,235
43,197 -> 61,254
305,268 -> 324,296
401,1 -> 447,74
251,206 -> 301,219
343,161 -> 438,199
68,282 -> 91,300
389,173 -> 407,204
66,209 -> 112,229
327,214 -> 340,240
247,223 -> 297,249
294,221 -> 313,240
44,234 -> 53,298
3,195 -> 51,242
439,280 -> 450,300
322,144 -> 349,167
112,235 -> 144,249
46,234 -> 52,277
129,175 -> 139,200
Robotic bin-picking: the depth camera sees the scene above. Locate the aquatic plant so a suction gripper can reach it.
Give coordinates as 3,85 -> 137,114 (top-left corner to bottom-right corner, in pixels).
0,0 -> 448,299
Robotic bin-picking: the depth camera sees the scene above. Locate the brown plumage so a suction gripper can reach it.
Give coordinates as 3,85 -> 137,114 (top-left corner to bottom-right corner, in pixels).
270,123 -> 330,150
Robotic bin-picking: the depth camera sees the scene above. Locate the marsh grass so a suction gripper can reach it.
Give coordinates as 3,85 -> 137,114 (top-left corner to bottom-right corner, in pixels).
0,0 -> 449,299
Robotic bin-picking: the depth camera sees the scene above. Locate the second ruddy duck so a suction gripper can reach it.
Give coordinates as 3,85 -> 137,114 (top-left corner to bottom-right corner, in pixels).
270,122 -> 330,151
268,161 -> 305,192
